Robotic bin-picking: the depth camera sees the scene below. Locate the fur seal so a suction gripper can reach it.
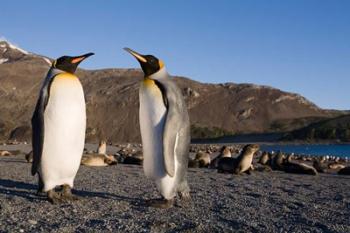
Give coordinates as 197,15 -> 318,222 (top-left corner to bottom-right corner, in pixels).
0,150 -> 11,156
338,166 -> 350,175
221,146 -> 232,158
189,151 -> 211,168
256,151 -> 272,172
210,146 -> 232,169
233,144 -> 259,174
97,140 -> 107,155
217,144 -> 260,174
25,151 -> 34,163
195,151 -> 211,165
313,157 -> 327,173
267,152 -> 276,166
217,157 -> 238,173
328,162 -> 346,170
284,155 -> 318,175
272,151 -> 285,171
188,159 -> 201,168
114,147 -> 142,165
123,151 -> 143,165
258,151 -> 269,165
81,154 -> 117,166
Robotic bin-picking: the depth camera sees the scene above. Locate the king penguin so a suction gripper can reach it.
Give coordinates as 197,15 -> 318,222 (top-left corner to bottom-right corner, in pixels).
124,48 -> 191,208
31,53 -> 94,203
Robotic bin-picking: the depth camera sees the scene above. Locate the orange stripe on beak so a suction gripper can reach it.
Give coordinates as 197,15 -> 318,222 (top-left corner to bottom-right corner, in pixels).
71,56 -> 86,64
123,48 -> 147,63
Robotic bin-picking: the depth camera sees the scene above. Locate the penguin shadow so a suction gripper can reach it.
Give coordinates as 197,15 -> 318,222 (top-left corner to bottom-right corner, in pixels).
0,179 -> 149,207
76,189 -> 194,209
0,159 -> 28,164
73,189 -> 146,207
0,179 -> 44,202
293,183 -> 313,190
217,216 -> 245,229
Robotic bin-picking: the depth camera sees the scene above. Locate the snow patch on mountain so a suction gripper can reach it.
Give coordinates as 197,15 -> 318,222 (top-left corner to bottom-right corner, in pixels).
0,37 -> 29,55
8,43 -> 29,55
0,58 -> 9,64
42,57 -> 52,65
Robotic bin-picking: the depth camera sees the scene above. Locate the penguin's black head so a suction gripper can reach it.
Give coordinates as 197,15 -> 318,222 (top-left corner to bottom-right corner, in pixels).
124,48 -> 164,77
53,53 -> 94,74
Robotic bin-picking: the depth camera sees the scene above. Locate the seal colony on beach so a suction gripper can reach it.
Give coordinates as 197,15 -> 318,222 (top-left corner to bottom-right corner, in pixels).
283,154 -> 318,175
210,146 -> 232,169
217,144 -> 259,174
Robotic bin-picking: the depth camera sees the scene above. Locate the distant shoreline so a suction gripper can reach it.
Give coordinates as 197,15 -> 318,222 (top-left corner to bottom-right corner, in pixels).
1,141 -> 349,158
191,132 -> 350,145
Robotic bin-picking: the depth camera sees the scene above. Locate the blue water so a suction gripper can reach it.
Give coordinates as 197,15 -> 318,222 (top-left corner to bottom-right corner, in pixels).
260,144 -> 350,158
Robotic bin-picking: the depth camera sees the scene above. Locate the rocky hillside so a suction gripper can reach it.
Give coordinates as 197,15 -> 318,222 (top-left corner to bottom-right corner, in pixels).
282,114 -> 350,142
0,40 -> 345,143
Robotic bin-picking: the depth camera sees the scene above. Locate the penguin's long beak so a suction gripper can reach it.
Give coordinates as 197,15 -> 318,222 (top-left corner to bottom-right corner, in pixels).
71,52 -> 95,64
123,48 -> 147,63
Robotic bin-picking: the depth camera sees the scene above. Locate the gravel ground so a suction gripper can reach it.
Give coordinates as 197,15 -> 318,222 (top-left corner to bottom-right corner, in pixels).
0,152 -> 350,233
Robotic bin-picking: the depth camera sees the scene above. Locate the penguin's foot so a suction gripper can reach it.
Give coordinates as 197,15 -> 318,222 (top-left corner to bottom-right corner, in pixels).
36,188 -> 46,197
36,185 -> 44,196
36,175 -> 44,196
179,191 -> 191,202
146,198 -> 174,209
47,190 -> 63,204
62,184 -> 79,202
177,192 -> 191,207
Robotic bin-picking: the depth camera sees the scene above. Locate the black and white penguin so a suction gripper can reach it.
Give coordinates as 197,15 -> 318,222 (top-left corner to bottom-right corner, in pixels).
124,48 -> 191,208
31,53 -> 94,203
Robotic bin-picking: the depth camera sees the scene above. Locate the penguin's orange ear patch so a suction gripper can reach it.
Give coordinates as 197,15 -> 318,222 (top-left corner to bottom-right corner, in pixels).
71,57 -> 85,64
158,60 -> 164,69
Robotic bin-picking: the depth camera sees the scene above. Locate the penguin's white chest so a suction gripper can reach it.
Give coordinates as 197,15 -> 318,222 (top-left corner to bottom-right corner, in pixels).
139,80 -> 167,179
41,74 -> 86,191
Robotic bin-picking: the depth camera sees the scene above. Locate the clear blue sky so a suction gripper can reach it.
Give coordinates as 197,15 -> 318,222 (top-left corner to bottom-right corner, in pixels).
1,0 -> 349,110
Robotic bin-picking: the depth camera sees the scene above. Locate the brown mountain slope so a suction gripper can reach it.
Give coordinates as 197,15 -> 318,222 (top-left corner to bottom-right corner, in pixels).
282,114 -> 350,142
0,40 -> 345,143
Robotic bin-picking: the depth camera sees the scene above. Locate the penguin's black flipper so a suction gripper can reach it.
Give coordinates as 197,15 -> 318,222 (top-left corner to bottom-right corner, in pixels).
31,70 -> 59,175
31,94 -> 45,175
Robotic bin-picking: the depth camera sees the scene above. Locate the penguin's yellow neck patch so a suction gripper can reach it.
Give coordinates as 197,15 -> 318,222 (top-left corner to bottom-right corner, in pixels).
143,78 -> 156,87
142,78 -> 162,97
56,72 -> 77,80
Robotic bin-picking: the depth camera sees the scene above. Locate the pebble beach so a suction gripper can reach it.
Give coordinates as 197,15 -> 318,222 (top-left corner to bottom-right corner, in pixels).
0,144 -> 349,232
